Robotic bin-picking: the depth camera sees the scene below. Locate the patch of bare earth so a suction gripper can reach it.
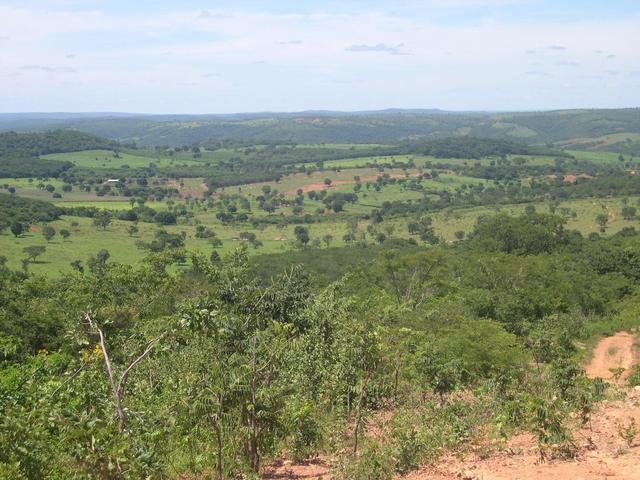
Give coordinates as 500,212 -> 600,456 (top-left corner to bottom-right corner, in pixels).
285,173 -> 421,195
262,458 -> 331,479
586,332 -> 637,382
412,388 -> 640,480
263,333 -> 639,479
167,180 -> 208,199
410,332 -> 640,480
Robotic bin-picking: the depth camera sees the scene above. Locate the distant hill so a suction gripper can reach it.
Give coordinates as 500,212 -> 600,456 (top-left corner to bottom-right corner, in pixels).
0,129 -> 119,157
0,130 -> 118,178
0,109 -> 638,148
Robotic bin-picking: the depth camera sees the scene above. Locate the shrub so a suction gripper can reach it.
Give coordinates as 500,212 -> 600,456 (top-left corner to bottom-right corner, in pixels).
333,441 -> 394,480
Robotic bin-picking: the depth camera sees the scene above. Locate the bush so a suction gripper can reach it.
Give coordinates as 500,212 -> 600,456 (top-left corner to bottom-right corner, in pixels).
287,401 -> 322,461
628,365 -> 640,387
391,425 -> 422,474
334,441 -> 394,480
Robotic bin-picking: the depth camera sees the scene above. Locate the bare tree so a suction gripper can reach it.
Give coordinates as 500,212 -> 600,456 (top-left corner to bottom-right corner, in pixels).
85,312 -> 167,432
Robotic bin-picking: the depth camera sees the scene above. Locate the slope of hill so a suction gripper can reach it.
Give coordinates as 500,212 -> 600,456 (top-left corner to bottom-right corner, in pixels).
1,109 -> 639,147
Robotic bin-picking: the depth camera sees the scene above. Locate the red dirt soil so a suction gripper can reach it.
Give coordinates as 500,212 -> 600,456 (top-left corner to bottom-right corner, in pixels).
285,173 -> 421,195
167,180 -> 208,199
412,331 -> 640,480
263,333 -> 640,479
414,388 -> 640,480
262,458 -> 330,479
586,332 -> 637,382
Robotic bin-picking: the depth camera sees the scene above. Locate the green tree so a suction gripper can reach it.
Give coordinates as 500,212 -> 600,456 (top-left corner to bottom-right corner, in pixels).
87,249 -> 111,275
42,225 -> 56,242
127,224 -> 139,237
93,211 -> 112,230
10,222 -> 24,237
22,245 -> 46,262
595,213 -> 608,232
622,206 -> 636,220
294,226 -> 310,245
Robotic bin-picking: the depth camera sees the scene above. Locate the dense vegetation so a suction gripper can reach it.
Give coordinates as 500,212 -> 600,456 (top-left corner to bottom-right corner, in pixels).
0,193 -> 62,224
403,136 -> 565,159
0,130 -> 119,157
2,109 -> 639,146
1,212 -> 640,478
0,130 -> 120,178
0,156 -> 74,178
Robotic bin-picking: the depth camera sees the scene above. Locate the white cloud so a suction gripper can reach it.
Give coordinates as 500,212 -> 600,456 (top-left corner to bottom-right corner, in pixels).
345,43 -> 409,55
0,4 -> 639,112
20,65 -> 76,73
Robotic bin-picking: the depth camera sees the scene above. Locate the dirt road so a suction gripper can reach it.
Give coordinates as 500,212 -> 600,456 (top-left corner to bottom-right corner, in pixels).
586,331 -> 638,382
263,332 -> 640,480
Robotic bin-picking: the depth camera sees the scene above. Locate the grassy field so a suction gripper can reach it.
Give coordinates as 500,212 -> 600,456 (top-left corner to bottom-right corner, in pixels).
0,177 -> 136,203
424,196 -> 640,241
0,214 -> 359,276
558,133 -> 640,150
222,166 -> 484,198
305,150 -> 628,170
3,193 -> 639,276
41,149 -> 201,169
4,143 -> 639,277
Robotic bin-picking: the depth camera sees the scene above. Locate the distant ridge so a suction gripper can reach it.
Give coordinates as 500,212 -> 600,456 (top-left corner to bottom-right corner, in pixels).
0,108 -> 638,148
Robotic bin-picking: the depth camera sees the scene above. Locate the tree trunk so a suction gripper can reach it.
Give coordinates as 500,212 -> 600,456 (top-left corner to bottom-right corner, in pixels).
353,370 -> 372,455
213,419 -> 223,480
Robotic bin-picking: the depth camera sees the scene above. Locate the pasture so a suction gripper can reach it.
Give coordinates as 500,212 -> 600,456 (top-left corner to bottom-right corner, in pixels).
41,149 -> 200,169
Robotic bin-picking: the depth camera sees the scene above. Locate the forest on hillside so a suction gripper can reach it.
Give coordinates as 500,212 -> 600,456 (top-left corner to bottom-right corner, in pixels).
2,109 -> 639,148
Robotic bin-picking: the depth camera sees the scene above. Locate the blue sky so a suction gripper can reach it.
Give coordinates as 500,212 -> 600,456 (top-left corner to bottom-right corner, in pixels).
0,0 -> 638,113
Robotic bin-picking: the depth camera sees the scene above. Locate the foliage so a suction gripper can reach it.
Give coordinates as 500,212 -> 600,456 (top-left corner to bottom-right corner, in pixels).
0,193 -> 62,224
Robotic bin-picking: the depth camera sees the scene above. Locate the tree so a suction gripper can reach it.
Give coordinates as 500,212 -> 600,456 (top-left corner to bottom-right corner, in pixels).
155,211 -> 177,225
85,312 -> 170,433
595,213 -> 609,232
60,229 -> 71,241
88,249 -> 110,275
42,225 -> 56,242
454,230 -> 465,241
343,232 -> 356,244
93,210 -> 112,230
324,178 -> 332,187
322,234 -> 334,247
331,200 -> 344,213
294,226 -> 310,245
127,224 -> 139,237
10,222 -> 24,237
70,259 -> 84,273
622,206 -> 637,220
22,245 -> 46,262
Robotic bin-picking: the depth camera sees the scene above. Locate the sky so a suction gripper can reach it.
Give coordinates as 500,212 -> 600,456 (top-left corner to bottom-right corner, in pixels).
0,0 -> 639,113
